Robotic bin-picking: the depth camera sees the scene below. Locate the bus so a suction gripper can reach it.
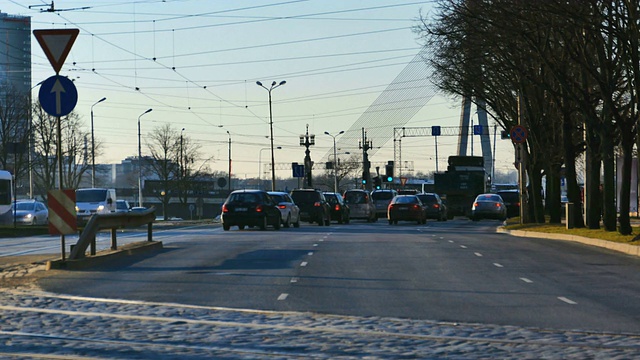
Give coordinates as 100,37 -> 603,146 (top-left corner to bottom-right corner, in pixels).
0,170 -> 13,225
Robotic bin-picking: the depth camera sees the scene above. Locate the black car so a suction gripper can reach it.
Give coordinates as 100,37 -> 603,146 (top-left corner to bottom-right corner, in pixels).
496,190 -> 520,218
290,189 -> 331,226
323,192 -> 350,224
221,189 -> 281,231
416,193 -> 447,221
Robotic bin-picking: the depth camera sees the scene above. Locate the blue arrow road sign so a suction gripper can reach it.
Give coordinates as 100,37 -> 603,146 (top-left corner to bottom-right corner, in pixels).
292,163 -> 305,178
38,75 -> 78,117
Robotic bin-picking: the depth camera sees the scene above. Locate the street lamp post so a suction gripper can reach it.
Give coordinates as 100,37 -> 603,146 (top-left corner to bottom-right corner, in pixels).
324,130 -> 344,193
90,97 -> 106,187
137,108 -> 152,207
226,130 -> 231,194
256,80 -> 286,191
259,146 -> 281,189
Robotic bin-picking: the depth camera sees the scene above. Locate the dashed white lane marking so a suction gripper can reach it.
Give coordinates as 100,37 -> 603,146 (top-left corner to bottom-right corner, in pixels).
520,277 -> 533,283
290,278 -> 298,283
493,263 -> 504,268
313,243 -> 318,247
308,252 -> 314,256
558,297 -> 577,305
460,245 -> 467,249
448,240 -> 454,243
474,252 -> 483,257
300,262 -> 308,267
277,293 -> 288,301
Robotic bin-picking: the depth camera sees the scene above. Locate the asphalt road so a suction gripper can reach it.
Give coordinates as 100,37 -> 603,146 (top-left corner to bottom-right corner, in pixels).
33,219 -> 640,333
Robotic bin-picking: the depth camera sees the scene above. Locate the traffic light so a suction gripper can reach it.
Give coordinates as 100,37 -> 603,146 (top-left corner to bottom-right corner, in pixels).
374,176 -> 382,189
501,130 -> 510,139
384,161 -> 394,182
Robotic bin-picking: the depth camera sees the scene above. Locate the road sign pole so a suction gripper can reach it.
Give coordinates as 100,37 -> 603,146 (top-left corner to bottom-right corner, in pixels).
56,115 -> 66,261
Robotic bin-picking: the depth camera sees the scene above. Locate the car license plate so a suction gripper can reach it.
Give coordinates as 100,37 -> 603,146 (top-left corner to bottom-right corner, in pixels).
235,208 -> 247,212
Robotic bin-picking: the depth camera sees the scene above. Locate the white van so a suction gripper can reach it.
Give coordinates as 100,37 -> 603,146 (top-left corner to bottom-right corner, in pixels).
75,188 -> 117,223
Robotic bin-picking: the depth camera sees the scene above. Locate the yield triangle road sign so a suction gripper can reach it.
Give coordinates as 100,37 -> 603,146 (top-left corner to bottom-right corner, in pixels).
33,29 -> 79,74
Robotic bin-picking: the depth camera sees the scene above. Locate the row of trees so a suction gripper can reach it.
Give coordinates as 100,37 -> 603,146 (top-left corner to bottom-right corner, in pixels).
417,0 -> 640,234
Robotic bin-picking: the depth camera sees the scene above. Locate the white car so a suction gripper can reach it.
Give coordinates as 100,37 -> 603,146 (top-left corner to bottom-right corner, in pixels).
268,191 -> 301,228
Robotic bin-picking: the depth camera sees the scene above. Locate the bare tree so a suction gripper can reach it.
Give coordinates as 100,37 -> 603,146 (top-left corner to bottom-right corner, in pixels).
0,81 -> 30,194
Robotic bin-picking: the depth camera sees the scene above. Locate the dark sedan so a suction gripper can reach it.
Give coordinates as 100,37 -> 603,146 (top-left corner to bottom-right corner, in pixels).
387,195 -> 427,225
221,189 -> 281,231
323,192 -> 350,224
416,193 -> 447,221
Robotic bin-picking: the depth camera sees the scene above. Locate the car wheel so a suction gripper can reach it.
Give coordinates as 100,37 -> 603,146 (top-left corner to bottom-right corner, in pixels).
293,217 -> 300,228
223,223 -> 230,231
238,224 -> 245,230
318,215 -> 324,226
32,217 -> 38,225
259,217 -> 267,230
274,217 -> 281,230
388,220 -> 393,225
324,215 -> 330,226
283,214 -> 291,228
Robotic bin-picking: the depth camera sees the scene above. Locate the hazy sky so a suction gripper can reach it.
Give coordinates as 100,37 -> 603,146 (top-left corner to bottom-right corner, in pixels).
5,0 -> 516,179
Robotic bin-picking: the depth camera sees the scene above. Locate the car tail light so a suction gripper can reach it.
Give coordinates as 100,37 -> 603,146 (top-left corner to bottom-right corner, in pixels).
222,204 -> 229,213
473,202 -> 479,208
256,205 -> 264,212
495,203 -> 502,208
278,205 -> 287,209
412,204 -> 420,210
433,204 -> 440,209
314,201 -> 322,207
334,204 -> 341,211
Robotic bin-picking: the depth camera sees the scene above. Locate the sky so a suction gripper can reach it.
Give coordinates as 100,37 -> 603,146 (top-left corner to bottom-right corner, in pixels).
4,0 -> 517,180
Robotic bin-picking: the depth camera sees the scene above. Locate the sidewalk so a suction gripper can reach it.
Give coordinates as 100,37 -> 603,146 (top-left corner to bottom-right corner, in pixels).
497,226 -> 640,257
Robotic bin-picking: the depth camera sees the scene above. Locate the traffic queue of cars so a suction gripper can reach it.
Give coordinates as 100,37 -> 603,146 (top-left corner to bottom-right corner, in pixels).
221,188 -> 491,230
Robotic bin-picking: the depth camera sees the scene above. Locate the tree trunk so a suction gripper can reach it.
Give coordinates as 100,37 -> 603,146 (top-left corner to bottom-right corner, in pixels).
618,131 -> 634,235
585,122 -> 602,229
600,125 -> 616,231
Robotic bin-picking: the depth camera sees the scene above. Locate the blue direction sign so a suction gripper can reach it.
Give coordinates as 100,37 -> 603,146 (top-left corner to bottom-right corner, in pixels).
38,75 -> 78,117
292,163 -> 305,178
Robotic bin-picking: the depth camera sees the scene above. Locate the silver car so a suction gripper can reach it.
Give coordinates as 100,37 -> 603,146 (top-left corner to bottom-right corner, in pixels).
268,191 -> 301,228
12,200 -> 49,225
344,189 -> 377,222
471,193 -> 507,221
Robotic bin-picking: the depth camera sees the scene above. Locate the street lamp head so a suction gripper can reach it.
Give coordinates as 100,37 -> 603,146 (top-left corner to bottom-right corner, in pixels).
144,108 -> 153,114
324,131 -> 330,135
271,81 -> 277,86
339,130 -> 344,135
98,97 -> 106,103
279,80 -> 286,86
256,81 -> 263,86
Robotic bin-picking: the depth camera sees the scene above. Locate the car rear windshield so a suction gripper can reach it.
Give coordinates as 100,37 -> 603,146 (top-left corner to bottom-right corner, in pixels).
497,192 -> 519,202
228,193 -> 262,204
393,196 -> 418,204
345,191 -> 368,204
269,194 -> 286,203
417,194 -> 436,205
291,191 -> 319,203
372,192 -> 394,201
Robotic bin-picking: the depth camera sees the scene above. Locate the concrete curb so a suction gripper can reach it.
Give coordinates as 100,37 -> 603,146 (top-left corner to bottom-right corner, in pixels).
497,228 -> 640,257
46,241 -> 163,270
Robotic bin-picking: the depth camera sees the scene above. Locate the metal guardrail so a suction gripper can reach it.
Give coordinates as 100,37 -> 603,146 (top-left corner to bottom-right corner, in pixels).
69,207 -> 156,260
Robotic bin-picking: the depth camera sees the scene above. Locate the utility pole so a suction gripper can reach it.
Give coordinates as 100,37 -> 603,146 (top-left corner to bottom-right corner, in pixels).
359,128 -> 373,191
